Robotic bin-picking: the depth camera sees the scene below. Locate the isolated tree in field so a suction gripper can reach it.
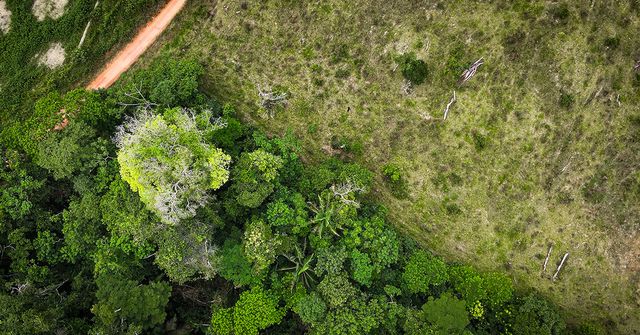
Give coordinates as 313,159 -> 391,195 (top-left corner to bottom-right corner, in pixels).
115,108 -> 231,224
395,52 -> 429,85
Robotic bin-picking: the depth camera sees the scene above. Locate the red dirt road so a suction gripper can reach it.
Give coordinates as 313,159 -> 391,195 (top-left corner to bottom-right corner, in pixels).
87,0 -> 187,90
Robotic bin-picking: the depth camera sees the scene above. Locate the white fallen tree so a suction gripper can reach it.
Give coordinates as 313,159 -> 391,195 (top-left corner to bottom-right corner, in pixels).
458,57 -> 484,85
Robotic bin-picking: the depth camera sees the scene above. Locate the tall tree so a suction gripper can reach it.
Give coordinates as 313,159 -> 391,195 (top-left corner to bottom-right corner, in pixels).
115,108 -> 230,224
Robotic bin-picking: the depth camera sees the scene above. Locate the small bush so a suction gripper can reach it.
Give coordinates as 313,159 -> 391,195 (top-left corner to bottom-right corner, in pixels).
549,3 -> 570,23
330,135 -> 363,156
382,163 -> 408,198
603,36 -> 620,50
471,131 -> 489,151
335,68 -> 350,79
559,92 -> 574,109
382,163 -> 402,183
395,52 -> 429,85
633,73 -> 640,87
444,43 -> 468,81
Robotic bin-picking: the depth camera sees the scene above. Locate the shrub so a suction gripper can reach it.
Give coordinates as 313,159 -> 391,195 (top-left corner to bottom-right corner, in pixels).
382,163 -> 402,183
549,3 -> 570,23
382,163 -> 409,198
603,36 -> 620,50
559,92 -> 574,109
395,52 -> 429,85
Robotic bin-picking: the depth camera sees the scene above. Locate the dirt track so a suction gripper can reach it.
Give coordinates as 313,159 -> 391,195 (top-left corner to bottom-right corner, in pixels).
86,0 -> 187,89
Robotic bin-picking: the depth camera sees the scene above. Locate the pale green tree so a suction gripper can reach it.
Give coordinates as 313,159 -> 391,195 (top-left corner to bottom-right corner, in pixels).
115,108 -> 230,224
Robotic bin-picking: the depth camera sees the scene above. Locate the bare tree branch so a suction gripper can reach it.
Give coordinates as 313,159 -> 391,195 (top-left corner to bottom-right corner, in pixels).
542,245 -> 553,273
552,252 -> 569,281
258,85 -> 288,112
458,57 -> 484,85
443,90 -> 456,121
401,79 -> 412,95
330,181 -> 365,208
11,282 -> 29,295
118,83 -> 158,111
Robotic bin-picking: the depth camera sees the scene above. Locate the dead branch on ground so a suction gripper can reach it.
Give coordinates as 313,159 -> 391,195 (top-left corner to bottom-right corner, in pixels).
542,245 -> 553,273
443,91 -> 456,120
552,252 -> 569,281
258,85 -> 288,111
401,79 -> 412,95
458,57 -> 484,85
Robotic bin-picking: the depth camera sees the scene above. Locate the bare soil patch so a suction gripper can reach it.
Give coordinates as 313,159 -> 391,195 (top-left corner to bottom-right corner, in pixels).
37,42 -> 66,69
0,0 -> 11,34
32,0 -> 68,21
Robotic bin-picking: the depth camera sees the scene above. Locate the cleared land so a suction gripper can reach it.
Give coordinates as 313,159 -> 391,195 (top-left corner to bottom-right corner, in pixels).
87,0 -> 187,90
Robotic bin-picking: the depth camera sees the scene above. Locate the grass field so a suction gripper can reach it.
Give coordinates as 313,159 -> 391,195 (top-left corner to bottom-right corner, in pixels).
102,0 -> 640,332
0,0 -> 162,126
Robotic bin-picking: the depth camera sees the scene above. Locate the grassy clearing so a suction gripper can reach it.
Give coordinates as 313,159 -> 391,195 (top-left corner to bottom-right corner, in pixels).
129,0 -> 640,332
0,0 -> 162,127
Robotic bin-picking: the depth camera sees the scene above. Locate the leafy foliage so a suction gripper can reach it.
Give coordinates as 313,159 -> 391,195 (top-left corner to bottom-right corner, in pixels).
0,58 -> 588,334
116,58 -> 204,107
115,108 -> 230,224
36,121 -> 109,180
403,250 -> 449,294
232,287 -> 284,335
92,274 -> 171,334
294,292 -> 327,324
512,294 -> 566,335
231,149 -> 283,208
395,52 -> 429,85
243,219 -> 280,273
422,293 -> 470,334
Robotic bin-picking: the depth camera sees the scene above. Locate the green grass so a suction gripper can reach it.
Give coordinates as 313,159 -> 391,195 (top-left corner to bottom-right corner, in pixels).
0,0 -> 162,126
123,0 -> 640,332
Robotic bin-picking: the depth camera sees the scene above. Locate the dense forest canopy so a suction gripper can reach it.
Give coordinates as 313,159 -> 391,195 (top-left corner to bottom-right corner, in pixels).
0,58 -> 605,334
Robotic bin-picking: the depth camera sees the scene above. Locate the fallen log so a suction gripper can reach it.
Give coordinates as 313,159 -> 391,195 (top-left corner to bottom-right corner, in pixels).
552,252 -> 569,281
458,57 -> 484,85
542,245 -> 553,273
443,91 -> 456,120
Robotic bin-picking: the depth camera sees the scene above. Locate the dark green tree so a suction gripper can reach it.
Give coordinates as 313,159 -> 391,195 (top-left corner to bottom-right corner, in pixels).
422,293 -> 470,335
